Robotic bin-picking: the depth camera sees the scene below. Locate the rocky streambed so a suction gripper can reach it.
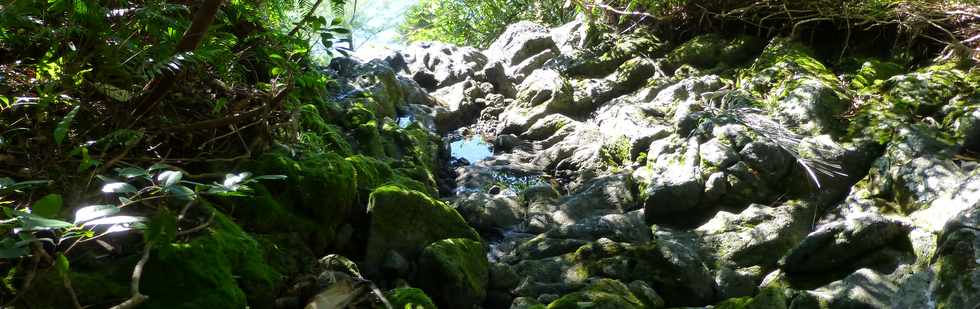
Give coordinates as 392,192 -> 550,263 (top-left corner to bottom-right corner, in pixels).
312,16 -> 980,309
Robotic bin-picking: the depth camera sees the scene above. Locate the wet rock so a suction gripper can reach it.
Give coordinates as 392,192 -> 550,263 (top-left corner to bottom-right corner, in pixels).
385,287 -> 437,309
418,238 -> 490,308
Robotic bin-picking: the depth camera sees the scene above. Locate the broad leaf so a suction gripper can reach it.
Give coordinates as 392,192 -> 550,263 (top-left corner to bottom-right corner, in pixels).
157,170 -> 182,187
54,105 -> 80,145
31,194 -> 63,218
82,215 -> 146,227
17,212 -> 73,231
102,182 -> 137,194
55,253 -> 70,275
115,167 -> 148,178
74,205 -> 120,224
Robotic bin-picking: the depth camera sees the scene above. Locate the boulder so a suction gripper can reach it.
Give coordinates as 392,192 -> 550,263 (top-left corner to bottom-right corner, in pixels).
931,200 -> 980,309
454,192 -> 524,233
546,279 -> 646,309
401,41 -> 488,91
781,213 -> 913,282
364,185 -> 481,275
486,21 -> 557,70
697,203 -> 810,268
418,238 -> 490,308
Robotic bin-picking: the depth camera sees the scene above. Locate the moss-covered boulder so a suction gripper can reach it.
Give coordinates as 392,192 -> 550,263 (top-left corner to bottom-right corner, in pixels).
663,34 -> 761,73
418,238 -> 489,308
547,279 -> 645,309
386,287 -> 438,309
139,212 -> 282,309
715,287 -> 788,309
251,150 -> 357,249
564,29 -> 666,78
364,185 -> 481,275
739,37 -> 848,136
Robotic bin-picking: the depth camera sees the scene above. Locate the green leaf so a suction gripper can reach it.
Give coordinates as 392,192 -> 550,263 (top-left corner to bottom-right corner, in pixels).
0,238 -> 29,259
165,185 -> 195,200
32,194 -> 63,218
55,253 -> 70,275
54,105 -> 81,145
17,212 -> 73,231
74,205 -> 119,224
81,215 -> 146,227
252,175 -> 287,180
115,167 -> 148,178
101,182 -> 137,194
148,163 -> 173,171
156,170 -> 182,187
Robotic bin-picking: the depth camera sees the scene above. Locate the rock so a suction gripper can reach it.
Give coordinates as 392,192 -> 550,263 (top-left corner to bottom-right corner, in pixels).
490,262 -> 521,290
385,287 -> 437,309
515,236 -> 590,260
364,185 -> 481,275
715,266 -> 765,299
486,21 -> 557,70
698,203 -> 810,269
774,77 -> 847,136
781,213 -> 913,281
564,29 -> 665,78
454,192 -> 524,233
628,280 -> 666,308
401,41 -> 488,91
662,34 -> 762,72
911,172 -> 980,232
510,297 -> 545,309
498,69 -> 574,135
714,286 -> 787,309
546,278 -> 646,309
699,138 -> 739,168
931,200 -> 980,309
418,238 -> 490,308
642,136 -> 707,223
574,239 -> 718,306
739,142 -> 793,184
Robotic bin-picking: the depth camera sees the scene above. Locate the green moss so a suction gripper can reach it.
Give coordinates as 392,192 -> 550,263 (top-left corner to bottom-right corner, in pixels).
844,59 -> 906,92
19,267 -> 130,308
418,238 -> 489,308
740,38 -> 841,99
386,287 -> 437,309
140,210 -> 282,309
297,104 -> 353,155
715,287 -> 787,309
364,185 -> 480,274
566,29 -> 666,78
547,279 -> 644,309
344,101 -> 376,129
252,150 -> 357,246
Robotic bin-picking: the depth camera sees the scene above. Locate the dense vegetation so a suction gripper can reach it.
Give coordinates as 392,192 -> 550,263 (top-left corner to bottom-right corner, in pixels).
0,0 -> 979,308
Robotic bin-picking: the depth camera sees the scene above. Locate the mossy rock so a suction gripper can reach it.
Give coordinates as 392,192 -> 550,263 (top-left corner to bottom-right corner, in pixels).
547,279 -> 645,309
715,287 -> 788,309
353,121 -> 387,158
252,150 -> 357,247
883,63 -> 969,116
18,266 -> 130,308
386,287 -> 437,309
843,58 -> 906,92
664,34 -> 761,73
364,185 -> 480,275
139,211 -> 282,309
418,238 -> 489,308
298,104 -> 353,155
565,29 -> 666,78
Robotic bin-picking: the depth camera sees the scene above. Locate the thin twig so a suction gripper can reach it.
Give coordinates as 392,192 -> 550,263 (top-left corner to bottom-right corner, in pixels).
109,242 -> 153,309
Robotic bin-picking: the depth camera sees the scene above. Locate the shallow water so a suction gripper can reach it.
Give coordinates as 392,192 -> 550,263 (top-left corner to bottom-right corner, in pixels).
396,115 -> 413,128
449,135 -> 493,164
